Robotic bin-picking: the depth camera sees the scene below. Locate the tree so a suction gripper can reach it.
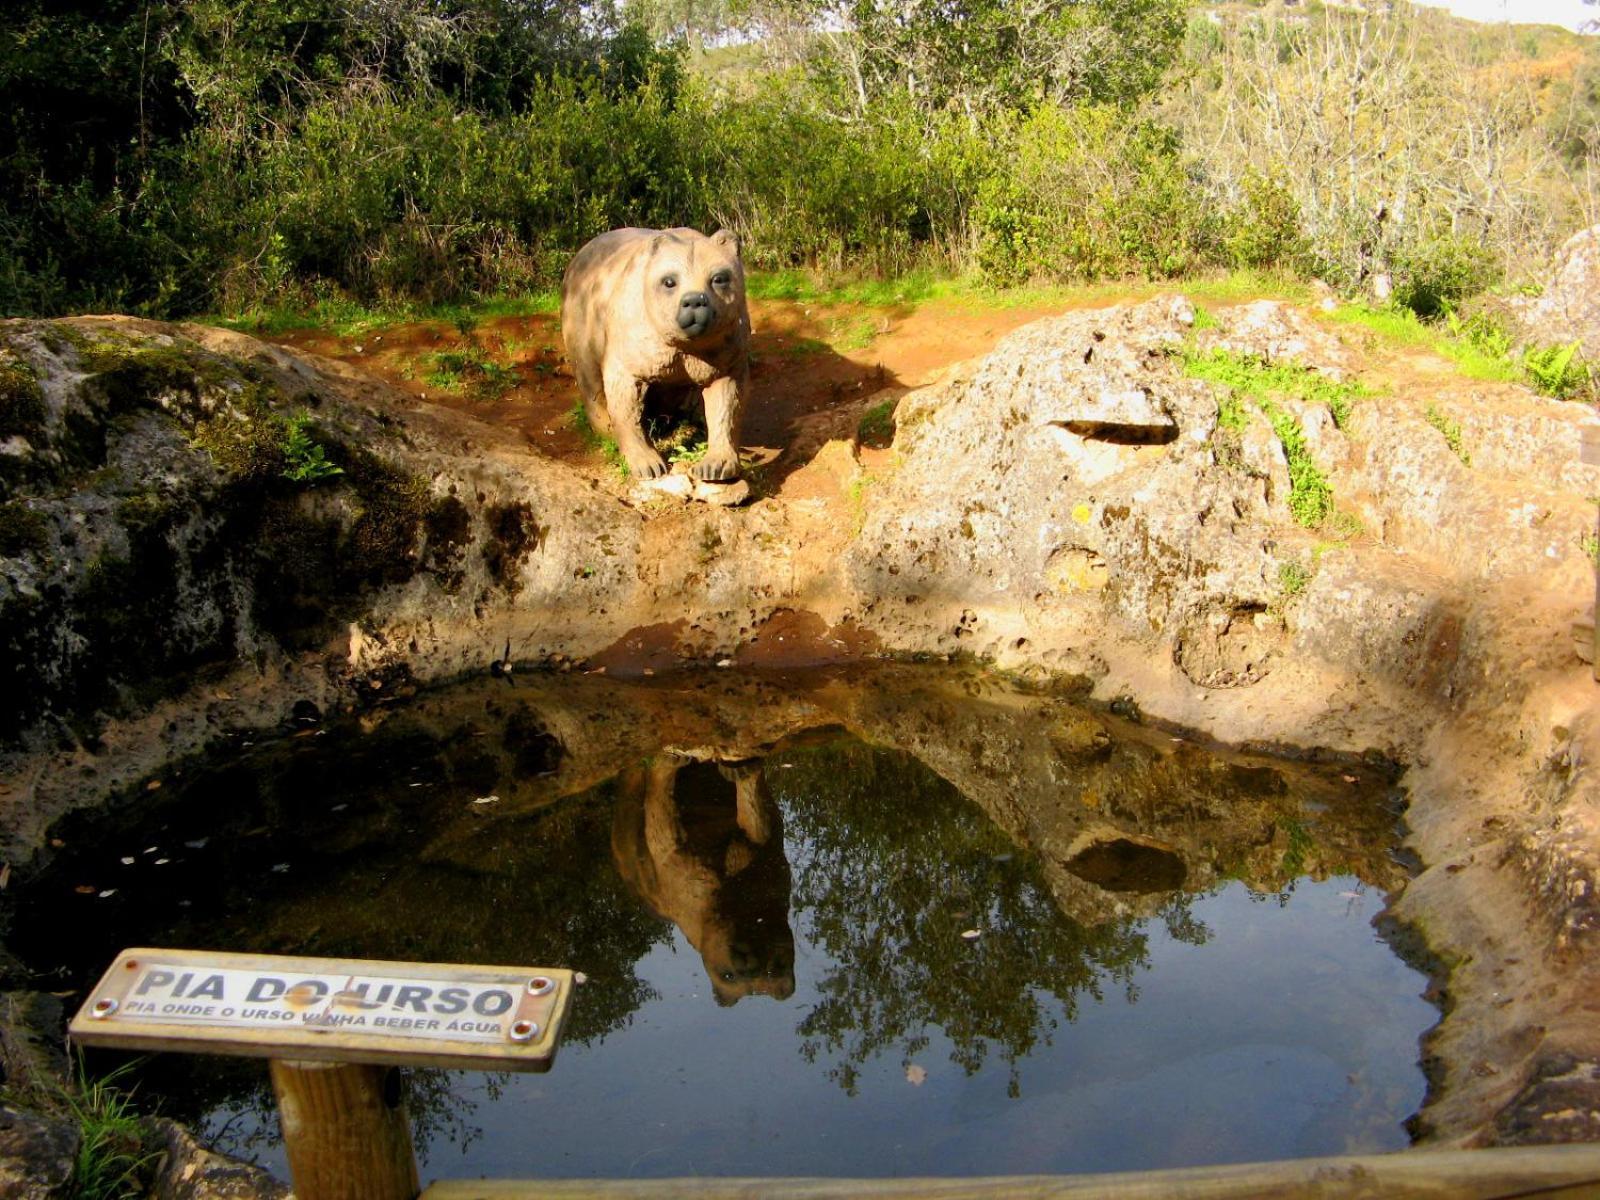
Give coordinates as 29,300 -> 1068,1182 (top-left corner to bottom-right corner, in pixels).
744,0 -> 1190,121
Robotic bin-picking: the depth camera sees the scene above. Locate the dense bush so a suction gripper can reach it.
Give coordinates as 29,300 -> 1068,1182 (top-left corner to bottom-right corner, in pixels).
3,0 -> 1596,317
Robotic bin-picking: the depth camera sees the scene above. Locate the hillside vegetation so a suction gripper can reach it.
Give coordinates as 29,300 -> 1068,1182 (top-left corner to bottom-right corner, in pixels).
1,0 -> 1597,320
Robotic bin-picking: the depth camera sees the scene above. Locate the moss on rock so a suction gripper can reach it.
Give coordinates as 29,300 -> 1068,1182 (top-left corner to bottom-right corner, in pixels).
0,349 -> 46,440
0,501 -> 50,558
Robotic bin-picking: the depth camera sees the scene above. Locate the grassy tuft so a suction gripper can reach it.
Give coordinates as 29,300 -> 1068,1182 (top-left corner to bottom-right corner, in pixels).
1423,403 -> 1471,466
65,1058 -> 159,1200
1327,304 -> 1522,384
857,399 -> 896,447
1181,347 -> 1350,528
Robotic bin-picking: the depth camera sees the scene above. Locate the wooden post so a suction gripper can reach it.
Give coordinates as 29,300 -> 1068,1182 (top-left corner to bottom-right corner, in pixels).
270,1059 -> 420,1200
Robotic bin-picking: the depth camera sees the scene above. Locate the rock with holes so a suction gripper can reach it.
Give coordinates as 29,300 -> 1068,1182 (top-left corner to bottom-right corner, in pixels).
1172,603 -> 1283,688
847,298 -> 1290,653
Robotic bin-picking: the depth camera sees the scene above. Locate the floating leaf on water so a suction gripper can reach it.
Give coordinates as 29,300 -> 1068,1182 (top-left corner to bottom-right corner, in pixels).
155,858 -> 170,866
1338,891 -> 1362,900
574,972 -> 589,985
330,804 -> 348,812
271,863 -> 291,873
120,857 -> 135,866
74,885 -> 95,894
960,929 -> 982,940
472,795 -> 501,806
98,889 -> 117,898
185,839 -> 208,850
1342,775 -> 1359,783
143,846 -> 158,855
905,1064 -> 928,1086
145,780 -> 162,791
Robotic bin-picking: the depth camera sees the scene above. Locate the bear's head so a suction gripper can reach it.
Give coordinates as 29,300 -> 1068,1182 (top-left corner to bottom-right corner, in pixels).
643,228 -> 745,346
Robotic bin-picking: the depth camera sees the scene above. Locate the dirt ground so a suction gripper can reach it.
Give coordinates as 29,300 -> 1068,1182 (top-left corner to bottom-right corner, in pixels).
269,296 -> 1065,493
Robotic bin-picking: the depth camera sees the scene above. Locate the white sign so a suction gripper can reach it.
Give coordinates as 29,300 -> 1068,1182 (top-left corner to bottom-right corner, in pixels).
70,949 -> 571,1069
114,965 -> 525,1040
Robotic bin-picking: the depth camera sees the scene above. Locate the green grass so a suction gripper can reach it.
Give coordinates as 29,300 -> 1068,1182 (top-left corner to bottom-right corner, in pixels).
857,399 -> 896,446
1326,304 -> 1522,384
1180,347 -> 1352,528
1423,403 -> 1472,465
570,399 -> 627,476
65,1059 -> 158,1200
203,289 -> 560,339
420,349 -> 520,400
745,267 -> 1309,317
745,268 -> 954,308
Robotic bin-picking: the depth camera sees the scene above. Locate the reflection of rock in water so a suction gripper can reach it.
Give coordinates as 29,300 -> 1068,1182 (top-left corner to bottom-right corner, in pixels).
823,670 -> 1406,928
1063,835 -> 1188,893
611,755 -> 796,1005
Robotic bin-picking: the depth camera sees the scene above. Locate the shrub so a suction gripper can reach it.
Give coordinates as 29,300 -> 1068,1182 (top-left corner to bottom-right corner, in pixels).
1391,234 -> 1500,319
975,105 -> 1217,284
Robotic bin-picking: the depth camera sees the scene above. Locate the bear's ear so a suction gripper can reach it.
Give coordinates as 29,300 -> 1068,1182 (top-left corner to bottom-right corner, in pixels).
711,228 -> 741,257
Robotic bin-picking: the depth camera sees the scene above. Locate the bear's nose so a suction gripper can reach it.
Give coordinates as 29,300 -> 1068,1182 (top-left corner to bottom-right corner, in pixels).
677,292 -> 713,331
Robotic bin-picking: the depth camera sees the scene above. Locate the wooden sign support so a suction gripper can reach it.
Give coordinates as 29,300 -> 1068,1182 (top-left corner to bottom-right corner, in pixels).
272,1061 -> 420,1200
70,948 -> 574,1200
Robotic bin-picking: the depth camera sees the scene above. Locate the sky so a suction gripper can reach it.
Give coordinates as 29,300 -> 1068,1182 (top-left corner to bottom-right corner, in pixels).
1416,0 -> 1598,33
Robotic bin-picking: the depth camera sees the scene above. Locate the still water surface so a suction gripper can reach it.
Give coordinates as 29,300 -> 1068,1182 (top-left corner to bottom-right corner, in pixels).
15,667 -> 1435,1181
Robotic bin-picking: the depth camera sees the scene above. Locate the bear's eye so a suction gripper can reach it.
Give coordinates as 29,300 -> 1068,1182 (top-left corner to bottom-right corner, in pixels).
711,271 -> 732,288
661,275 -> 678,290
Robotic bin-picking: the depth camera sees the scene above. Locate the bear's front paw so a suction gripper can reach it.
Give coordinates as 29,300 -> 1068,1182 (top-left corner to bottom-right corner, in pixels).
692,451 -> 741,482
626,447 -> 669,479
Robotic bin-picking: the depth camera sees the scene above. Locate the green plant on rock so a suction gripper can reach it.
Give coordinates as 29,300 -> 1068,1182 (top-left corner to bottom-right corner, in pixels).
1258,395 -> 1333,527
1277,559 -> 1312,599
0,349 -> 46,438
1423,403 -> 1471,466
1180,348 -> 1344,527
1523,341 -> 1587,400
571,399 -> 627,477
667,439 -> 707,465
857,399 -> 896,447
280,414 -> 345,484
64,1058 -> 159,1200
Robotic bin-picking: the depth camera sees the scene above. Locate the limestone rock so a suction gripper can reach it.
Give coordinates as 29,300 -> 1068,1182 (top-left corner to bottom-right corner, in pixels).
149,1119 -> 288,1200
631,471 -> 751,507
849,297 -> 1285,643
0,993 -> 67,1104
0,1107 -> 77,1200
1507,224 -> 1600,365
1195,299 -> 1351,373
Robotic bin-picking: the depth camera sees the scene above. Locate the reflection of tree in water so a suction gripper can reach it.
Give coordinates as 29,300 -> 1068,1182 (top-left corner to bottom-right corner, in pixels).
772,738 -> 1209,1096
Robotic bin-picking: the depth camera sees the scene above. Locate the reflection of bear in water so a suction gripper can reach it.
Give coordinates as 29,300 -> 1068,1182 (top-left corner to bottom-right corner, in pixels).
611,756 -> 795,1005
